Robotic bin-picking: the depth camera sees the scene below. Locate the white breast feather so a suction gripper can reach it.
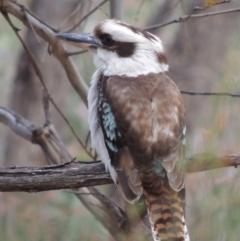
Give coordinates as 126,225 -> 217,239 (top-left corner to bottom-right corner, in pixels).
88,69 -> 117,182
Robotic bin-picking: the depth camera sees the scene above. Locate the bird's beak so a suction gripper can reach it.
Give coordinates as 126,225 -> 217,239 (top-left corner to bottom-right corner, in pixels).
56,32 -> 101,49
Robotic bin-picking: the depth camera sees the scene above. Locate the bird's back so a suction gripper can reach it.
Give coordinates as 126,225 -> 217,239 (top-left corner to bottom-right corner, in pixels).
100,72 -> 188,241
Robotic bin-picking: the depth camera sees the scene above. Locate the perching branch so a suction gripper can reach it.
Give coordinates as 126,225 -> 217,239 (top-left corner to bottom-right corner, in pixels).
0,152 -> 240,192
0,162 -> 111,192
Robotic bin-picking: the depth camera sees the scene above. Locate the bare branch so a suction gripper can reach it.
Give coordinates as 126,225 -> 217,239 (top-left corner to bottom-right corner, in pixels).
0,162 -> 112,192
186,153 -> 240,173
63,0 -> 109,32
42,89 -> 51,125
145,7 -> 240,31
58,1 -> 84,30
0,153 -> 240,192
6,0 -> 58,32
181,90 -> 240,98
0,107 -> 38,141
67,50 -> 88,56
134,0 -> 147,22
1,0 -> 89,105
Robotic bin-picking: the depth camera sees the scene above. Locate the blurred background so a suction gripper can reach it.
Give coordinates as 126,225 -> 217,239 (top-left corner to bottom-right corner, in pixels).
0,0 -> 240,240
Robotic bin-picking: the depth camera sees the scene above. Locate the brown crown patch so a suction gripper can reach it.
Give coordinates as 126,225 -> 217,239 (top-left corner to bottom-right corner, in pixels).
118,22 -> 158,42
94,23 -> 103,38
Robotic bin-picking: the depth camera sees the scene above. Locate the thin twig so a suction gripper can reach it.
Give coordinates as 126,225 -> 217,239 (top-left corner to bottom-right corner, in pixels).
23,7 -> 41,44
48,97 -> 95,159
181,90 -> 240,98
145,7 -> 240,31
67,50 -> 88,56
58,1 -> 84,30
2,13 -> 46,90
69,191 -> 107,196
8,0 -> 58,32
145,0 -> 231,33
85,131 -> 91,148
78,160 -> 101,164
42,89 -> 51,125
2,0 -> 89,105
90,0 -> 109,17
0,107 -> 37,141
63,0 -> 108,33
134,0 -> 147,22
77,1 -> 92,32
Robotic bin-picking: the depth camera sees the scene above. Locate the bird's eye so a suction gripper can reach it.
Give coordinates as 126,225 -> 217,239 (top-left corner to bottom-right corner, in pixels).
101,34 -> 114,46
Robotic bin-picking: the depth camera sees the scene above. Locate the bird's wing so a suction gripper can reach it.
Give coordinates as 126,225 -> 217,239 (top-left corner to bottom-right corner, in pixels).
101,74 -> 153,160
151,74 -> 185,191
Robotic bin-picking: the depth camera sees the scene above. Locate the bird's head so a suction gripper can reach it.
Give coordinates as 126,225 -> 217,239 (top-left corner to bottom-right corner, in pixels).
57,19 -> 168,77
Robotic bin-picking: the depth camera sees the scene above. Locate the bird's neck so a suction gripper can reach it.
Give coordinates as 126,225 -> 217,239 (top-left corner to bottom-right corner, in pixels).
92,49 -> 169,77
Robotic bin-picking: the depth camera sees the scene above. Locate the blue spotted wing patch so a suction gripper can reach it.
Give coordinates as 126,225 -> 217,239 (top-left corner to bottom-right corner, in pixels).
98,89 -> 123,154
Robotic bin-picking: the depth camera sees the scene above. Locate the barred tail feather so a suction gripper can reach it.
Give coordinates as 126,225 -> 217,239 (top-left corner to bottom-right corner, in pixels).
144,187 -> 189,241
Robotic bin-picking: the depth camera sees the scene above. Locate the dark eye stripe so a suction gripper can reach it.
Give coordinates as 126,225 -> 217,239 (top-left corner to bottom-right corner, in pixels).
100,34 -> 114,46
114,42 -> 135,58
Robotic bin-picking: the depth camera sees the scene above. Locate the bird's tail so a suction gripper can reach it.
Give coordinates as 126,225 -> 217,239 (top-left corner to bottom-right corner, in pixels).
142,176 -> 189,241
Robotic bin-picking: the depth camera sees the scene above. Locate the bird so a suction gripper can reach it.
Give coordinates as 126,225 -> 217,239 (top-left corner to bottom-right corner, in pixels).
57,19 -> 190,241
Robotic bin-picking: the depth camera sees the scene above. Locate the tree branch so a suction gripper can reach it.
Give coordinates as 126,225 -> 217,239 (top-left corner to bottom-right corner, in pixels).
181,90 -> 240,98
0,162 -> 112,192
145,7 -> 240,31
0,153 -> 239,192
0,107 -> 37,141
186,153 -> 240,173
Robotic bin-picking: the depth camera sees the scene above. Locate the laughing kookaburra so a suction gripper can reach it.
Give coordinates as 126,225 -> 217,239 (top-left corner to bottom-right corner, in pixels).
57,19 -> 189,241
